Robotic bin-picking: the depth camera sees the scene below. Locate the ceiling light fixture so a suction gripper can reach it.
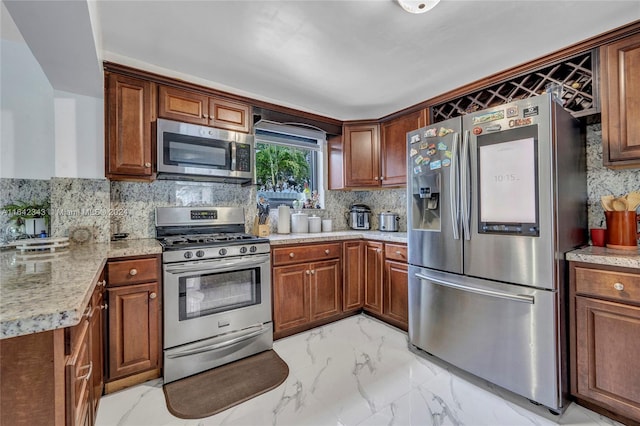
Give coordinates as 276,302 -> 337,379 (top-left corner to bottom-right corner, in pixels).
396,0 -> 440,14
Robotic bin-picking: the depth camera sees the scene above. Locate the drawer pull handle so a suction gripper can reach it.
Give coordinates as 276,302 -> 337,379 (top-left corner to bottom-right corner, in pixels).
129,268 -> 138,276
325,249 -> 330,254
613,282 -> 624,291
289,253 -> 295,258
78,361 -> 93,382
149,292 -> 157,300
395,251 -> 403,256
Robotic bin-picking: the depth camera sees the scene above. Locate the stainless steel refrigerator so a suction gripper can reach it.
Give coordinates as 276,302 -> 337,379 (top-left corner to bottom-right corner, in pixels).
407,94 -> 586,413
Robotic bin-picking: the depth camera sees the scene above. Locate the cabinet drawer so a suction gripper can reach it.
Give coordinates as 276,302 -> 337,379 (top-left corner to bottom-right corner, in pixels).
107,257 -> 159,286
575,267 -> 640,304
384,243 -> 407,262
273,243 -> 342,266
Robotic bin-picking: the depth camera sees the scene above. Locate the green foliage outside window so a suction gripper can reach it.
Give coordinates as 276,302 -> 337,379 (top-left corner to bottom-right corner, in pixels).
255,143 -> 311,193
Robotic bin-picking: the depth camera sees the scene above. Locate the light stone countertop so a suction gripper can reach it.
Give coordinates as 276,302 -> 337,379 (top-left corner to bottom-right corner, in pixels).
268,230 -> 407,245
0,238 -> 162,339
566,245 -> 640,269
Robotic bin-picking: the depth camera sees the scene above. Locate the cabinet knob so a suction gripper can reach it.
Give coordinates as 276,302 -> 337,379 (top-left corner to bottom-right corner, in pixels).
311,270 -> 315,275
78,361 -> 93,382
144,162 -> 151,168
325,249 -> 330,254
306,270 -> 310,275
203,114 -> 209,119
100,303 -> 108,310
99,280 -> 107,287
613,282 -> 624,291
82,305 -> 92,319
149,292 -> 157,300
374,176 -> 379,181
395,251 -> 404,256
289,253 -> 295,258
129,268 -> 138,276
377,248 -> 382,253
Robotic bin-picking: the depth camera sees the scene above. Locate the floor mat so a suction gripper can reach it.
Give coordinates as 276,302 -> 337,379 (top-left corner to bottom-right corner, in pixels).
163,350 -> 289,419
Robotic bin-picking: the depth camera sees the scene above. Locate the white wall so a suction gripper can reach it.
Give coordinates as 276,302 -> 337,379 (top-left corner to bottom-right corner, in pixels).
1,3 -> 104,180
0,4 -> 55,179
54,90 -> 104,178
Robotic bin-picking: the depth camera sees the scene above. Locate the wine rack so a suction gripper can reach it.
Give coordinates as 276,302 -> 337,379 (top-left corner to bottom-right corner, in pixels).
431,50 -> 598,122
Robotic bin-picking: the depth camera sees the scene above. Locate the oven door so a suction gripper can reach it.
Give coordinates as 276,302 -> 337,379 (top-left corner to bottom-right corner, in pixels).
163,253 -> 271,349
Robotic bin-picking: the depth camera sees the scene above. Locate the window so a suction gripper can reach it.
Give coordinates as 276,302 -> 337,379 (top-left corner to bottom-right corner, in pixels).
254,122 -> 326,209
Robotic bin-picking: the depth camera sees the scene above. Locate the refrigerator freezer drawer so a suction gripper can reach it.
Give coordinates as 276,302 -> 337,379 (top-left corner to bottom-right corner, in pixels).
408,266 -> 562,411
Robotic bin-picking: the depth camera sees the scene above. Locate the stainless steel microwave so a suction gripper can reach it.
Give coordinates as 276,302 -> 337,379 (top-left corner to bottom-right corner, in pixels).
156,118 -> 254,184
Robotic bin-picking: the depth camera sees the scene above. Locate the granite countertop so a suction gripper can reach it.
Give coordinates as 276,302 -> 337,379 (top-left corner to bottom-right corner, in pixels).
0,239 -> 162,339
566,245 -> 640,269
268,230 -> 408,245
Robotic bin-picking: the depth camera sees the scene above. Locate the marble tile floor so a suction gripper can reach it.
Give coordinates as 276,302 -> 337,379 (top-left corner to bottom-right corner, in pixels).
96,314 -> 622,426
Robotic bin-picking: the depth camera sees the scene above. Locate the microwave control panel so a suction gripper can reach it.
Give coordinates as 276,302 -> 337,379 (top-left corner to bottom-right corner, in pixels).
236,143 -> 251,172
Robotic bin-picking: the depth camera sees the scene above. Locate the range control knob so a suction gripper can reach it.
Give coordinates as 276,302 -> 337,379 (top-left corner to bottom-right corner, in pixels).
184,251 -> 193,259
219,248 -> 228,256
240,246 -> 248,254
196,250 -> 205,258
249,246 -> 258,253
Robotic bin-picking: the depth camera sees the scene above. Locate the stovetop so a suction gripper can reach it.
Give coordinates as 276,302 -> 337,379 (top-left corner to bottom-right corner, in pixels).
158,232 -> 266,251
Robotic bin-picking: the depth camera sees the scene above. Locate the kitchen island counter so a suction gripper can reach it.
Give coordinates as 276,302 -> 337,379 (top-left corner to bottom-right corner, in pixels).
268,230 -> 407,246
566,245 -> 640,269
0,238 -> 162,339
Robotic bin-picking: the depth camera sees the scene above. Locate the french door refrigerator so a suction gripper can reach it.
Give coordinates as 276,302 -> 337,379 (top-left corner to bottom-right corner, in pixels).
407,93 -> 586,413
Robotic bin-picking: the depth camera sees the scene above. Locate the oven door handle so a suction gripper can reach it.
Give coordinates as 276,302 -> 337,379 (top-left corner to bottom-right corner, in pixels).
164,254 -> 270,274
165,325 -> 270,359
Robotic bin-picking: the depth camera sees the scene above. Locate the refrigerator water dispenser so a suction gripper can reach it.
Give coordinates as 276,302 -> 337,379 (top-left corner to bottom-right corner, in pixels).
412,171 -> 441,231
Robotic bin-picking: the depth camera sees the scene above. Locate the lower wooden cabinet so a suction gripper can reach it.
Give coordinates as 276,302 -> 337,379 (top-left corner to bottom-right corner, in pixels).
343,241 -> 365,312
0,274 -> 106,426
272,243 -> 343,338
383,259 -> 408,329
105,255 -> 161,393
363,241 -> 384,314
570,262 -> 640,424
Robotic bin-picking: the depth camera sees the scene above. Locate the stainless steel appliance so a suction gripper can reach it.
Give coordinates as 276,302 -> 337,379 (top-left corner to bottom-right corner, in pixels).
347,204 -> 371,230
156,118 -> 254,183
378,211 -> 400,232
407,94 -> 586,413
156,206 -> 272,383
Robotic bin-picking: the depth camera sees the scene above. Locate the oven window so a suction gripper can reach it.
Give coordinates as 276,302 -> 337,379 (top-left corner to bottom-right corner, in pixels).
178,268 -> 261,320
164,132 -> 230,169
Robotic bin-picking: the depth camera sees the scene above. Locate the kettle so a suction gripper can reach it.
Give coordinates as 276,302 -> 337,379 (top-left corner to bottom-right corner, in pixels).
346,204 -> 371,230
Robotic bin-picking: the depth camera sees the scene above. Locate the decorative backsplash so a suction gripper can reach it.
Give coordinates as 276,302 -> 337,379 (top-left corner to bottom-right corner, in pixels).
1,122 -> 637,241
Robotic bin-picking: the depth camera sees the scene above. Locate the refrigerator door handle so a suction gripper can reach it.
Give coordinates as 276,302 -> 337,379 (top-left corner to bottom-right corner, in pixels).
461,130 -> 471,240
450,132 -> 460,240
415,273 -> 535,304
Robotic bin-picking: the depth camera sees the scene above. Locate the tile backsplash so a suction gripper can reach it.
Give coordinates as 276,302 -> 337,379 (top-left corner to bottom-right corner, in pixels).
2,123 -> 638,241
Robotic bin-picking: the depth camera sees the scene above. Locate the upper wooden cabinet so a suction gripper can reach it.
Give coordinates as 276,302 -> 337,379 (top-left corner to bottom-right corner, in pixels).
380,110 -> 428,186
105,73 -> 155,181
158,85 -> 251,133
601,32 -> 640,168
342,110 -> 426,189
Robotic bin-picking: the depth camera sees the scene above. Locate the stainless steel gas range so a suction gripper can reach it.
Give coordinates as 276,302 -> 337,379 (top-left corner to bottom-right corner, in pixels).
156,206 -> 272,384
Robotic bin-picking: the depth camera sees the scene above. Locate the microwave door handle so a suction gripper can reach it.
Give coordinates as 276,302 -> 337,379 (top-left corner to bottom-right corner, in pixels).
450,132 -> 460,240
461,130 -> 471,240
231,141 -> 237,171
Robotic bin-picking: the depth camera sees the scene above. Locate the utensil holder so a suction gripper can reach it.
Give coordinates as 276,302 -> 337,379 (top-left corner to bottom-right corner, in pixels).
253,217 -> 270,237
604,211 -> 639,250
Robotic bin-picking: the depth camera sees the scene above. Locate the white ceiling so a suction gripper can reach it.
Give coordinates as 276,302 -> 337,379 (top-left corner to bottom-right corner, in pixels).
5,1 -> 640,121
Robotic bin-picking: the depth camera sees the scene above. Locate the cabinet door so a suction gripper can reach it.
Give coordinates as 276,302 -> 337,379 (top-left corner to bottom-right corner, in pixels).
575,296 -> 640,421
65,320 -> 91,426
107,282 -> 159,380
158,85 -> 209,125
106,73 -> 154,178
273,264 -> 310,333
209,98 -> 251,133
344,123 -> 380,187
380,110 -> 425,187
90,278 -> 106,417
343,241 -> 364,311
383,259 -> 408,330
363,241 -> 384,314
601,33 -> 640,167
309,259 -> 342,321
